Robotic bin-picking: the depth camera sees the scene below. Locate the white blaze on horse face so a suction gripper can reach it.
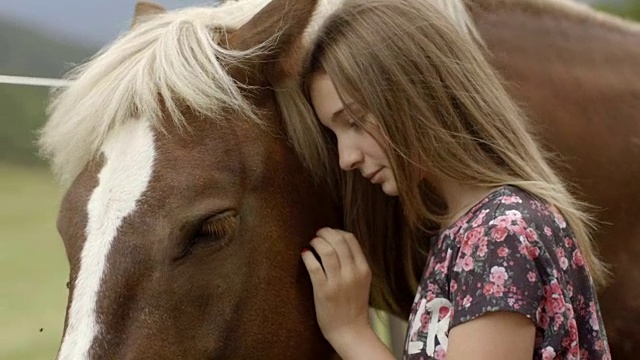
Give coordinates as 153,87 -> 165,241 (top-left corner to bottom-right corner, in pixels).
57,119 -> 156,360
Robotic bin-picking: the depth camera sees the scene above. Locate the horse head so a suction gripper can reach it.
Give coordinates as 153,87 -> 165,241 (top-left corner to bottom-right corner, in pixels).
39,1 -> 340,358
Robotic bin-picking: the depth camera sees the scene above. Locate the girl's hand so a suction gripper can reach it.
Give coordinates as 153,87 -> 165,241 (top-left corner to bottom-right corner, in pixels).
301,227 -> 373,346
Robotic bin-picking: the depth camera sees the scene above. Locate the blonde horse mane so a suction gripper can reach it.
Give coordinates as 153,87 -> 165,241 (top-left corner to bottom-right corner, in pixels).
39,0 -> 274,186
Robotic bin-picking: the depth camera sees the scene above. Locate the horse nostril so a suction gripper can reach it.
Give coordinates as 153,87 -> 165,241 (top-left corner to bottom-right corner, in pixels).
66,281 -> 70,289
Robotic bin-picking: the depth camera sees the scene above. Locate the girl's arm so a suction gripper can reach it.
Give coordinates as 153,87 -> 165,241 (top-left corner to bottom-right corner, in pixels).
447,311 -> 535,360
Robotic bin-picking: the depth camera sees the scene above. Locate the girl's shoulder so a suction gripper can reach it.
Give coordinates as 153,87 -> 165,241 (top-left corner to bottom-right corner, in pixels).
444,185 -> 566,243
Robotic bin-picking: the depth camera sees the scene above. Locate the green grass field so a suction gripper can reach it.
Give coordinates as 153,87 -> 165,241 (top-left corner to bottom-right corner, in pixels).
0,164 -> 68,360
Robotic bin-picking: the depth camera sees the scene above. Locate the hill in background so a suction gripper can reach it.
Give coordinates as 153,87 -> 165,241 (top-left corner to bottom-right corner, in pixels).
0,18 -> 97,166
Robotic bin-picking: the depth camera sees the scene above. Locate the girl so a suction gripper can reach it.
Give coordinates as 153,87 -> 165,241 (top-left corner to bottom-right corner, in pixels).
280,0 -> 612,358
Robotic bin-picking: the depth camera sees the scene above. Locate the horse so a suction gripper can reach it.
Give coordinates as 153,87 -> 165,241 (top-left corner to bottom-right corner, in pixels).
38,0 -> 343,359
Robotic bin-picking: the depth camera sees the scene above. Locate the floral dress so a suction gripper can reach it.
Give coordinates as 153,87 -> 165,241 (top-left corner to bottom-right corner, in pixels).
403,185 -> 610,359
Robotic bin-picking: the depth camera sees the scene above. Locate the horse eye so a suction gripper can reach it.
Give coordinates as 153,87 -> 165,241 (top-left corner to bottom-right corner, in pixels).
176,212 -> 239,260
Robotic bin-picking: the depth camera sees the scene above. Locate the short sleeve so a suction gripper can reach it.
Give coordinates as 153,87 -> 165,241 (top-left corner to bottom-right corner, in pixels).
448,210 -> 548,329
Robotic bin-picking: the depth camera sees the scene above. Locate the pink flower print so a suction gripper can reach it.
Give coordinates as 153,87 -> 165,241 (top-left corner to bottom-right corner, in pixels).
501,195 -> 522,204
541,346 -> 556,360
509,224 -> 526,238
493,284 -> 505,297
459,255 -> 474,271
493,215 -> 511,228
556,247 -> 565,259
554,313 -> 564,329
560,257 -> 569,270
527,271 -> 537,283
573,249 -> 585,267
525,228 -> 538,242
491,225 -> 509,242
497,246 -> 510,257
460,241 -> 473,256
477,244 -> 488,257
528,244 -> 540,259
543,282 -> 566,315
568,345 -> 580,360
552,297 -> 566,315
564,237 -> 573,248
462,295 -> 472,308
519,242 -> 540,259
478,236 -> 488,247
434,345 -> 446,360
450,280 -> 458,293
565,304 -> 574,318
505,209 -> 522,221
539,313 -> 550,330
545,226 -> 553,236
567,284 -> 574,297
569,318 -> 579,343
483,283 -> 494,296
490,266 -> 508,285
464,227 -> 484,245
472,209 -> 489,226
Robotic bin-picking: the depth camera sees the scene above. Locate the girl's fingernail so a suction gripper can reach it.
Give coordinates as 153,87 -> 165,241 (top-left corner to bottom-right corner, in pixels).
301,247 -> 310,253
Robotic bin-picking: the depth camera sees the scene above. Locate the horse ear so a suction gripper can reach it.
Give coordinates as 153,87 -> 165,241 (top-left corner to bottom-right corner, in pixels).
131,1 -> 167,28
227,0 -> 319,86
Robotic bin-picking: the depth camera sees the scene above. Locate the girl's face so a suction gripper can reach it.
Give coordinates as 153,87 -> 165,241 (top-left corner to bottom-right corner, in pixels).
309,73 -> 398,196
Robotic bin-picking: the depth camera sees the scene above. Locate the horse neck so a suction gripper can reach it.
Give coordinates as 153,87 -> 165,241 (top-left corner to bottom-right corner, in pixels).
469,1 -> 640,94
469,1 -> 640,238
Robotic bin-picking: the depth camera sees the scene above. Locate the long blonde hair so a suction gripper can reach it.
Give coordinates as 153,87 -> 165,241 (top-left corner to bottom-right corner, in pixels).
277,0 -> 608,316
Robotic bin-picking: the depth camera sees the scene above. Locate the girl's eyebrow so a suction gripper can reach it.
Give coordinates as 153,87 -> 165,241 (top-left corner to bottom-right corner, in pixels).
331,102 -> 356,123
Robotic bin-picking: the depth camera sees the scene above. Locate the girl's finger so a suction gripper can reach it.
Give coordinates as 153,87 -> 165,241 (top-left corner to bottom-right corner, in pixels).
309,236 -> 341,280
301,248 -> 327,286
316,227 -> 356,272
331,229 -> 369,271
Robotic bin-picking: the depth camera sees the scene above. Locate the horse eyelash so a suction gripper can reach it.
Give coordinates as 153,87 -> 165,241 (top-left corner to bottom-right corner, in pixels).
201,216 -> 238,238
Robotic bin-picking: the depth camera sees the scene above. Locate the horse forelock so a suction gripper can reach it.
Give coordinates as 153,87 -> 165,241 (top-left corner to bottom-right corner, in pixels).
57,119 -> 156,360
39,0 -> 274,188
470,0 -> 640,33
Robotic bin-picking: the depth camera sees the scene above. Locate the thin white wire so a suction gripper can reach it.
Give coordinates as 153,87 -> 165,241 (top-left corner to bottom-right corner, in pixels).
0,75 -> 72,87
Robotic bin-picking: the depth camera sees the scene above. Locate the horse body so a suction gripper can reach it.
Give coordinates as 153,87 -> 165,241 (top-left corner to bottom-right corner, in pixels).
468,1 -> 640,356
